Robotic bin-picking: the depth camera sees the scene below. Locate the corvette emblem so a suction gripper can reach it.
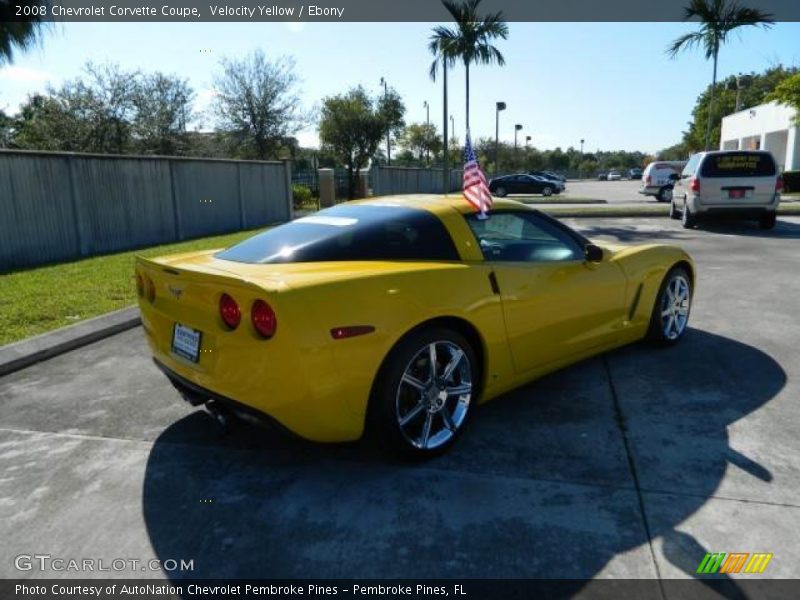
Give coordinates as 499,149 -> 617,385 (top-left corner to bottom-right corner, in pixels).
168,285 -> 183,300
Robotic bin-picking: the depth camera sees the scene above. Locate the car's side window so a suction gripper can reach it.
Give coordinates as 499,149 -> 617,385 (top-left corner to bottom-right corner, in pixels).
466,211 -> 584,263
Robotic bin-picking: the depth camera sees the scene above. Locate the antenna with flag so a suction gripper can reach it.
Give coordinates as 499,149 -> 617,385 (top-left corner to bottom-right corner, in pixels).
462,130 -> 493,219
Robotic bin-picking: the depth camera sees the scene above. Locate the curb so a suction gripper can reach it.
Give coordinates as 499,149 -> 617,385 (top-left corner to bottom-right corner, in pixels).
0,306 -> 141,377
542,208 -> 669,218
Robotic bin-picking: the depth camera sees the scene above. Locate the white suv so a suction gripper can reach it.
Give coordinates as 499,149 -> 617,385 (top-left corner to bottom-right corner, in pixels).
670,151 -> 782,230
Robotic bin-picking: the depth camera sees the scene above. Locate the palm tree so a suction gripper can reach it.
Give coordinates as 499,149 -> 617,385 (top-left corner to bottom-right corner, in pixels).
0,1 -> 49,65
667,0 -> 773,150
428,0 -> 508,133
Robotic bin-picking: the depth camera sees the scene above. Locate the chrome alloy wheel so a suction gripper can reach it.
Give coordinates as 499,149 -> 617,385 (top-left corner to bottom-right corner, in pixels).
395,341 -> 472,450
661,274 -> 691,340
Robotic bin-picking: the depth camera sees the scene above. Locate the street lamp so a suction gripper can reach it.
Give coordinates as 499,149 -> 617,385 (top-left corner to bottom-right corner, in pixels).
580,138 -> 585,155
495,101 -> 506,175
514,124 -> 523,150
379,76 -> 390,165
525,135 -> 531,147
727,74 -> 753,112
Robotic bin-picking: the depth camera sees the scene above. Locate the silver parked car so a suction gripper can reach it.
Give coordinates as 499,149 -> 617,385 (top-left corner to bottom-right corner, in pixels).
670,151 -> 782,230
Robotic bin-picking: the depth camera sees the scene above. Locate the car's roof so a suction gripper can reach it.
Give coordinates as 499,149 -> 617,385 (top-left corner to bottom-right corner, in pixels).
351,195 -> 527,216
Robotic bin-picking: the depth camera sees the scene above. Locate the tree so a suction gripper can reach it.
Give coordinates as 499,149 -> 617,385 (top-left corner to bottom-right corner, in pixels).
768,72 -> 800,125
429,0 -> 507,132
0,1 -> 49,64
0,108 -> 12,147
667,0 -> 773,150
213,50 -> 306,160
400,122 -> 443,164
132,72 -> 194,155
319,86 -> 405,199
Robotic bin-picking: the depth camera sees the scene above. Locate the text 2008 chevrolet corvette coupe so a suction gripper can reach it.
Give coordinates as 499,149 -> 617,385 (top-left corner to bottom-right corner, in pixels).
136,197 -> 694,458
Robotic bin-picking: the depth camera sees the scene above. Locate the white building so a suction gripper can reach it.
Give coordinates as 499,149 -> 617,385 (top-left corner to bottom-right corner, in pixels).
719,100 -> 799,171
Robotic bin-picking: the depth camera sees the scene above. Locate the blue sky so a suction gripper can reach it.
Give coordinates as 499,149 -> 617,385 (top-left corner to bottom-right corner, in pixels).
1,21 -> 798,153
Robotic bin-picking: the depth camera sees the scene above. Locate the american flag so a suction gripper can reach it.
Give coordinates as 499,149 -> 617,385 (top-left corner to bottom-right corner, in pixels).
463,132 -> 492,216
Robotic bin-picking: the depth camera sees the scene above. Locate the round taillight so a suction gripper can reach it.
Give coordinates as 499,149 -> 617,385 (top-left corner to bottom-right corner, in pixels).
251,299 -> 277,339
219,293 -> 241,329
135,273 -> 144,298
145,276 -> 156,303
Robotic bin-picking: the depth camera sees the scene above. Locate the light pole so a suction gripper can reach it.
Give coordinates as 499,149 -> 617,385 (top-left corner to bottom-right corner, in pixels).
525,135 -> 531,147
423,100 -> 430,165
580,138 -> 585,155
514,124 -> 522,150
495,101 -> 506,175
379,76 -> 390,165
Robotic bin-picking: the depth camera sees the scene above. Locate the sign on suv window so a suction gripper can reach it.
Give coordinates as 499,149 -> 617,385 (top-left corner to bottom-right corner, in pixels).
700,153 -> 776,178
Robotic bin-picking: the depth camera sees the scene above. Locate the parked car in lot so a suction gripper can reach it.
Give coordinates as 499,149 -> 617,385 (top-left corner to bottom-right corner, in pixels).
136,197 -> 695,458
597,172 -> 608,181
670,150 -> 782,230
490,173 -> 563,197
542,170 -> 567,182
629,168 -> 643,180
607,170 -> 622,181
640,161 -> 687,202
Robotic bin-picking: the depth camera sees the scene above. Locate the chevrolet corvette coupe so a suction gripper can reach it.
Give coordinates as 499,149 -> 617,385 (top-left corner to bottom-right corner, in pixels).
136,197 -> 694,458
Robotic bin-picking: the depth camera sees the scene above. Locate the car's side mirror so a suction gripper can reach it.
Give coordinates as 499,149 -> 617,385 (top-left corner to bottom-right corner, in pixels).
668,173 -> 679,182
585,244 -> 604,263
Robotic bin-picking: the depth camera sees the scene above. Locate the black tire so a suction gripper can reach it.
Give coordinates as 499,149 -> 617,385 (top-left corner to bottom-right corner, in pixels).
656,186 -> 673,203
494,186 -> 507,198
542,186 -> 553,197
759,212 -> 776,230
646,266 -> 692,346
669,200 -> 680,220
368,327 -> 478,459
681,203 -> 696,229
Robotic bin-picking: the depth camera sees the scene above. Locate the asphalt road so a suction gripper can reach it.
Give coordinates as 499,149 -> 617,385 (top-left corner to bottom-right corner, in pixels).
564,179 -> 650,203
1,217 -> 799,592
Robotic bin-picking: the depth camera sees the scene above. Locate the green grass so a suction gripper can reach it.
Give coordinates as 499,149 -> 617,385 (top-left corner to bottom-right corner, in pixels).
0,228 -> 265,346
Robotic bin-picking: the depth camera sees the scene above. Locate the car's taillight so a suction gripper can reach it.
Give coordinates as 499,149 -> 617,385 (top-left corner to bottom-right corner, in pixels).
776,176 -> 783,192
690,177 -> 700,193
135,273 -> 144,298
251,299 -> 277,339
645,175 -> 651,185
219,293 -> 241,329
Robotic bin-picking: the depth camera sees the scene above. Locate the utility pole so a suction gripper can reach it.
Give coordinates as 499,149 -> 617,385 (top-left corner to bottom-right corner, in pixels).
380,76 -> 390,165
424,100 -> 430,165
495,101 -> 506,176
442,60 -> 448,194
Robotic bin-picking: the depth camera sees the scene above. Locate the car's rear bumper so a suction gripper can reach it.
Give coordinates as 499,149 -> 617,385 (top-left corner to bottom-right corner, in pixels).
695,207 -> 774,219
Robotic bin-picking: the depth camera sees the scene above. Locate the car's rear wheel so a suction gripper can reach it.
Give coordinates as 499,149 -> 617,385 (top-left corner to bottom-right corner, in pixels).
494,186 -> 507,197
656,186 -> 673,203
759,212 -> 776,230
369,328 -> 477,459
647,266 -> 692,346
681,203 -> 696,229
669,199 -> 680,220
542,186 -> 553,196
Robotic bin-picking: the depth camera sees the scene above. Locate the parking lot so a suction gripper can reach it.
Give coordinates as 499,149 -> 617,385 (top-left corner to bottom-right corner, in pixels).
1,216 -> 799,591
565,179 -> 651,203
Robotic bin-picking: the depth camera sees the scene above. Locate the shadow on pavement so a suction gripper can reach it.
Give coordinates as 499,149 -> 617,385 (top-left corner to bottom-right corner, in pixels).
142,329 -> 784,589
696,217 -> 800,239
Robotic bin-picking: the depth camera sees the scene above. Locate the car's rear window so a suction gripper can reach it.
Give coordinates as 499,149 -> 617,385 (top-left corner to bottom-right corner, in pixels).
700,153 -> 776,178
216,204 -> 459,264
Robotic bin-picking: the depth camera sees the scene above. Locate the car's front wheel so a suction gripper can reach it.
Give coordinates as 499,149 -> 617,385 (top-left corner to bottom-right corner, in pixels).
494,186 -> 507,197
647,266 -> 692,346
369,328 -> 477,459
542,186 -> 553,196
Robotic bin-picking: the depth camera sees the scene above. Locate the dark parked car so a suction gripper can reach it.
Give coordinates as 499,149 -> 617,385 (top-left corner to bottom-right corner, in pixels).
597,172 -> 608,181
490,174 -> 563,197
629,168 -> 643,180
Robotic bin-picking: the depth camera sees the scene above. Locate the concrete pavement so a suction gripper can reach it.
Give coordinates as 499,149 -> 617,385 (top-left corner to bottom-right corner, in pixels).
1,217 -> 799,592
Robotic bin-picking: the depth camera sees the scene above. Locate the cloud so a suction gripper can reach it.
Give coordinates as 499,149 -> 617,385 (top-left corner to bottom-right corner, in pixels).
284,22 -> 306,34
0,65 -> 52,84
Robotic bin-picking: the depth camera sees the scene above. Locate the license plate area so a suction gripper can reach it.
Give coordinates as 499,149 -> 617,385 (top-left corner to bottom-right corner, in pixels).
172,323 -> 202,363
728,189 -> 746,199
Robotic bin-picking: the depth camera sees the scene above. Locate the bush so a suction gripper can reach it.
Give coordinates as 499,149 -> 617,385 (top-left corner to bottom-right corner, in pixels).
292,184 -> 315,209
782,170 -> 800,194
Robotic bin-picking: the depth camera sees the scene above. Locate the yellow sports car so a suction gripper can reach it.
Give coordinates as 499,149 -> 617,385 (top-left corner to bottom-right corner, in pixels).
136,196 -> 694,458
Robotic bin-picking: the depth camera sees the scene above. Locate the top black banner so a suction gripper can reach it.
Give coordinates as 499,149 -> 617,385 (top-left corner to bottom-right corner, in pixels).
6,0 -> 800,22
